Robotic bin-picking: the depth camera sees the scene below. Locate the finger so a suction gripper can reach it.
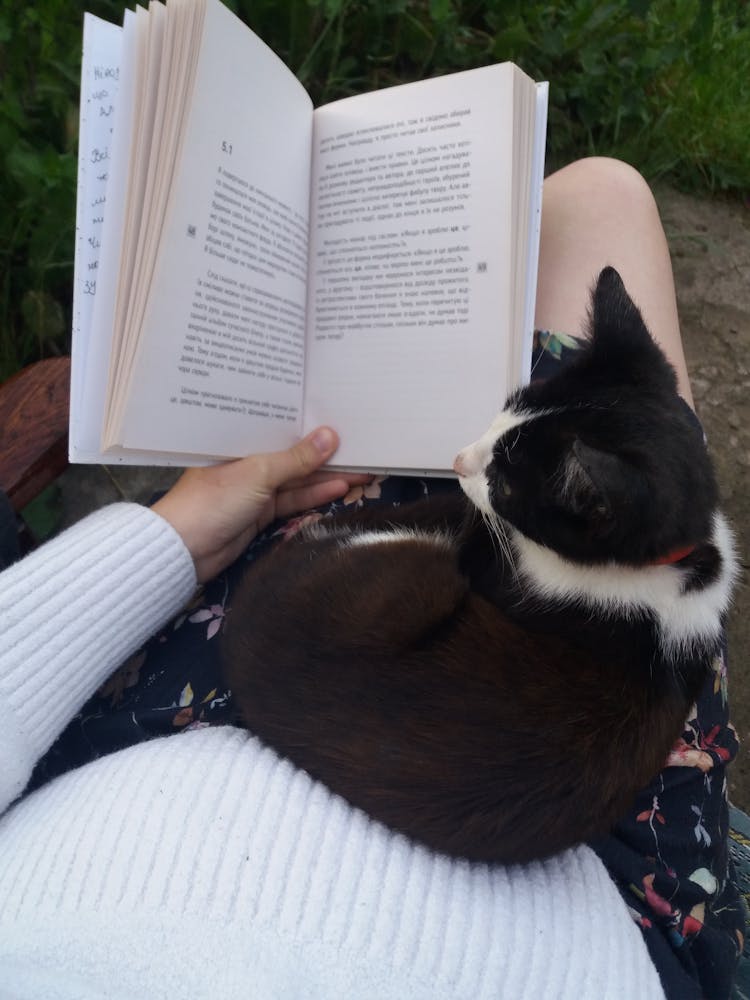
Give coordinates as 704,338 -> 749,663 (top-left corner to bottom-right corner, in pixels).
278,470 -> 374,490
274,477 -> 352,520
250,427 -> 340,492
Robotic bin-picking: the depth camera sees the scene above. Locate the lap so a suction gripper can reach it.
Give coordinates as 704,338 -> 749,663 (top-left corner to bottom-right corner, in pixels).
30,332 -> 744,998
28,472 -> 459,786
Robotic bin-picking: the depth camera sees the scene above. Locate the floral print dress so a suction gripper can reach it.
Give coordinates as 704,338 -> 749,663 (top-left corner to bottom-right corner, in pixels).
29,332 -> 745,1000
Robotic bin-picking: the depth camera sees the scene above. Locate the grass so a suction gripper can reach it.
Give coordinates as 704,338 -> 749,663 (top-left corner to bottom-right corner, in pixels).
1,0 -> 749,379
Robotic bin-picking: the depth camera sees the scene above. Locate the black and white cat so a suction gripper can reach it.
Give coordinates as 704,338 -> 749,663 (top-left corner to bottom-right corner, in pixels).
221,267 -> 736,864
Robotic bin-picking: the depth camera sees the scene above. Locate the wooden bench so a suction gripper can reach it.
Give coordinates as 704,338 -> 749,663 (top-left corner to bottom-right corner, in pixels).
0,356 -> 70,552
0,356 -> 70,511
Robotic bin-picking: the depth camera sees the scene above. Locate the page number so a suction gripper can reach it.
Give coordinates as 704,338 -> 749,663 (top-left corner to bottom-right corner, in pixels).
221,140 -> 233,155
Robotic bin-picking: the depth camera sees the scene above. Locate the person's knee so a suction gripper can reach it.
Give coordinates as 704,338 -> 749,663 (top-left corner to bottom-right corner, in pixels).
550,156 -> 659,220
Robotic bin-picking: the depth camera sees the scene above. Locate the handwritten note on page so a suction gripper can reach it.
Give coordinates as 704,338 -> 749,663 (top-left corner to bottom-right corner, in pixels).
70,13 -> 122,450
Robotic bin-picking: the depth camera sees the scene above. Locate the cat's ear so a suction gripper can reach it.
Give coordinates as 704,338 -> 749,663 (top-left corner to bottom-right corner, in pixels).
588,267 -> 678,392
559,438 -> 638,535
590,267 -> 645,342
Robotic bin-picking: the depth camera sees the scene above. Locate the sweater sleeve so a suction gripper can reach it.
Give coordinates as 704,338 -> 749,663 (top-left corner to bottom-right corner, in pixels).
0,502 -> 196,813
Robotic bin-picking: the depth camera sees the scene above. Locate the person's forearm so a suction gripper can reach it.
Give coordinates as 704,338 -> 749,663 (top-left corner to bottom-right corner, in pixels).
0,503 -> 195,812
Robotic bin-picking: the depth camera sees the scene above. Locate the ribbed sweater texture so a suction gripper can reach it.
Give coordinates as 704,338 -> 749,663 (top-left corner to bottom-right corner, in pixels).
0,503 -> 666,999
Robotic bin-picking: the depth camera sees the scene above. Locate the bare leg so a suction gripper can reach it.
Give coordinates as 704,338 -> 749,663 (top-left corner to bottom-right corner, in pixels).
535,157 -> 693,406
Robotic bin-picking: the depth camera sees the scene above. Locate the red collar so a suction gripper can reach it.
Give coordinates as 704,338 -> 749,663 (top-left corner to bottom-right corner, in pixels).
649,544 -> 697,566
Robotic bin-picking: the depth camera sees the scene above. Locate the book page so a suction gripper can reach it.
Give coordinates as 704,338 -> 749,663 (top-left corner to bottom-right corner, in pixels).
304,64 -> 522,472
105,0 -> 168,420
111,0 -> 313,458
69,13 -> 123,456
72,7 -> 207,466
521,83 -> 549,383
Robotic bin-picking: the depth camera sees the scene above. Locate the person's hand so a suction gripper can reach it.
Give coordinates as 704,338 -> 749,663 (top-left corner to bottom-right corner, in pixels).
151,427 -> 367,582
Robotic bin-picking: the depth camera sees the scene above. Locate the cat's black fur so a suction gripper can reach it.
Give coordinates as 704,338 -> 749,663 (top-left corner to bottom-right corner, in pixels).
221,268 -> 735,864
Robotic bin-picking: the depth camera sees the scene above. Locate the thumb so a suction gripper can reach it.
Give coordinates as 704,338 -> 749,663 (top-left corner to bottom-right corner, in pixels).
256,426 -> 340,490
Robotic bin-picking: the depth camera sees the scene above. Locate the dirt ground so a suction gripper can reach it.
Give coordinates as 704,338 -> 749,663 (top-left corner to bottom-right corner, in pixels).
656,187 -> 750,810
58,184 -> 750,807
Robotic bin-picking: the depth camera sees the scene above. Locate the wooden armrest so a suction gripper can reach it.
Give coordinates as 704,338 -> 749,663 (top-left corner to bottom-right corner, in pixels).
0,357 -> 71,512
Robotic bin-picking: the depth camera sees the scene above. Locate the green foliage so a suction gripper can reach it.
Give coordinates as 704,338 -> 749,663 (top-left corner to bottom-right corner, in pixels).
20,483 -> 63,542
223,0 -> 750,191
1,0 -> 749,378
0,0 -> 123,379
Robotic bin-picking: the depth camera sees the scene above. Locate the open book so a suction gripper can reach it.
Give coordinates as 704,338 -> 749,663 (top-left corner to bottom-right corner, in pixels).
71,0 -> 548,474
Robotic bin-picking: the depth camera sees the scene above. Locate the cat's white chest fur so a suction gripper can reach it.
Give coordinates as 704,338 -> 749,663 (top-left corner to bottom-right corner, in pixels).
510,512 -> 737,659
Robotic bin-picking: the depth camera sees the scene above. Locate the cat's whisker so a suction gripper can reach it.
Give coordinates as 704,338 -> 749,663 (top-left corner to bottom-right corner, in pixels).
480,510 -> 501,560
505,428 -> 522,464
484,509 -> 517,578
481,510 -> 514,578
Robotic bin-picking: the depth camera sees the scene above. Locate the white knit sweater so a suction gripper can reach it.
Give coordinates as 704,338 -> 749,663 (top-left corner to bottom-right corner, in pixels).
0,503 -> 666,999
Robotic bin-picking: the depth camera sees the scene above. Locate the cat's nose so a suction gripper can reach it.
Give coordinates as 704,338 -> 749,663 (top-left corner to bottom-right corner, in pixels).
455,444 -> 486,477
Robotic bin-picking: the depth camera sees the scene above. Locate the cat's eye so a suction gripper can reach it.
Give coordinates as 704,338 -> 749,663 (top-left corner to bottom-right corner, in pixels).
501,481 -> 512,496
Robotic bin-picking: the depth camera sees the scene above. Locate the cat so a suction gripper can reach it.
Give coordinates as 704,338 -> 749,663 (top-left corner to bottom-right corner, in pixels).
220,267 -> 736,865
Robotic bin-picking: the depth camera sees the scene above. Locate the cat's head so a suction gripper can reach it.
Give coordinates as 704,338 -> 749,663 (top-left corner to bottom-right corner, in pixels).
454,267 -> 718,567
